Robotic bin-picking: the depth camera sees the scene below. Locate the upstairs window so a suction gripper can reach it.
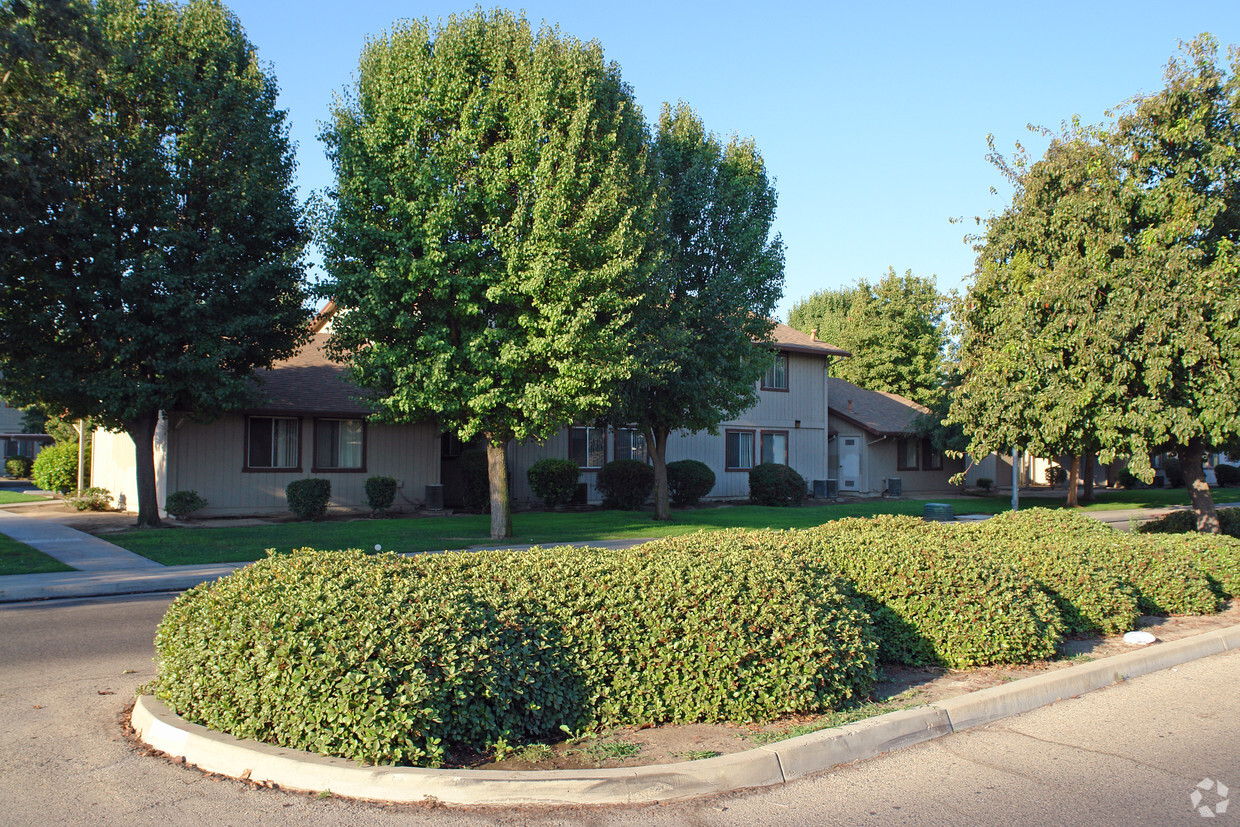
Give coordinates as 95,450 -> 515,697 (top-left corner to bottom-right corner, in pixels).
247,416 -> 300,470
762,353 -> 789,391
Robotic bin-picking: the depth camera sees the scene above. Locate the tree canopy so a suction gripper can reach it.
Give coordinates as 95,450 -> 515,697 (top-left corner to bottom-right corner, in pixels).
788,268 -> 947,408
605,102 -> 784,520
0,0 -> 310,526
950,35 -> 1240,531
319,9 -> 658,539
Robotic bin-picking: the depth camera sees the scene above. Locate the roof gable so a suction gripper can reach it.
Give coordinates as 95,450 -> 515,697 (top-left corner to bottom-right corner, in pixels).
827,377 -> 928,436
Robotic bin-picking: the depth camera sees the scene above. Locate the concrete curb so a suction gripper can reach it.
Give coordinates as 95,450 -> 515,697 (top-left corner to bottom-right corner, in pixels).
0,565 -> 240,603
131,622 -> 1240,805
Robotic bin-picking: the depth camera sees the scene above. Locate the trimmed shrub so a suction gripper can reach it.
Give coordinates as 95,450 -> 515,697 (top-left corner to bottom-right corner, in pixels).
667,459 -> 715,507
364,475 -> 398,515
1216,464 -> 1239,487
165,490 -> 208,519
749,462 -> 806,506
32,441 -> 83,494
1162,457 -> 1186,488
66,487 -> 112,512
1118,469 -> 1139,489
526,458 -> 580,508
151,536 -> 877,767
458,449 -> 490,512
286,478 -> 331,520
596,459 -> 655,510
1173,533 -> 1240,599
794,516 -> 1063,668
976,477 -> 993,492
1046,465 -> 1067,486
1137,507 -> 1240,539
977,509 -> 1218,617
5,455 -> 33,478
962,509 -> 1140,635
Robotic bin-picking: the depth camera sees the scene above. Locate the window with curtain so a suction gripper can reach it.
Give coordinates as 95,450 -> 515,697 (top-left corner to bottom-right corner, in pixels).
726,430 -> 755,470
897,437 -> 920,471
614,428 -> 648,463
247,417 -> 300,469
762,353 -> 788,390
569,426 -> 606,468
315,418 -> 364,470
761,431 -> 788,465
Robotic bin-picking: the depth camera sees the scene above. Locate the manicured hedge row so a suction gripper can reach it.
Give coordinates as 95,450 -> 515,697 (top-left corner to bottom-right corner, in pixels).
794,516 -> 1065,668
151,536 -> 878,767
1137,507 -> 1240,538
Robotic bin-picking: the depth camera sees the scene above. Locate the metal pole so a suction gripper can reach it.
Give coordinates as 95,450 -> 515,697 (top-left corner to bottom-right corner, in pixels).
1011,447 -> 1019,512
76,420 -> 85,494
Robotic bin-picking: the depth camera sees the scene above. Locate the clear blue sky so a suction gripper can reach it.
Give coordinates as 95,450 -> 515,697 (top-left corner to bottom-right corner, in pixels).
223,0 -> 1239,321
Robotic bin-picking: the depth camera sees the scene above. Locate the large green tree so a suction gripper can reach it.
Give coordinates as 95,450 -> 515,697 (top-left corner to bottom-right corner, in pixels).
0,0 -> 310,526
319,10 -> 658,539
788,268 -> 947,408
952,35 -> 1240,531
604,102 -> 784,521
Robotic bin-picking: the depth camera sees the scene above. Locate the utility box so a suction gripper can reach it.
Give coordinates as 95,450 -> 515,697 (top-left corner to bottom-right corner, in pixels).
812,479 -> 840,498
885,477 -> 903,497
924,502 -> 955,522
425,484 -> 444,511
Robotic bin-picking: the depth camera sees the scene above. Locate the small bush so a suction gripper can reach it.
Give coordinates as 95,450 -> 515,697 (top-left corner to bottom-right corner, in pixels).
364,475 -> 398,515
5,455 -> 33,478
459,449 -> 490,512
1137,508 -> 1240,539
596,459 -> 655,510
749,463 -> 806,507
1118,469 -> 1139,489
795,516 -> 1063,667
1162,457 -> 1186,488
667,459 -> 715,507
32,441 -> 83,494
66,487 -> 112,512
286,478 -> 331,520
526,458 -> 580,508
151,536 -> 878,768
165,490 -> 208,519
1046,465 -> 1067,486
1215,464 -> 1239,487
976,477 -> 993,492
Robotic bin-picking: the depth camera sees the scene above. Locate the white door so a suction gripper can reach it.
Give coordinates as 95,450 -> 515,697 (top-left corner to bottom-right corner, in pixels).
839,435 -> 861,491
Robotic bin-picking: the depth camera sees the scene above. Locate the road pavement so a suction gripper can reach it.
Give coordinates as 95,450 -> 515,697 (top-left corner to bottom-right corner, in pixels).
2,593 -> 1238,825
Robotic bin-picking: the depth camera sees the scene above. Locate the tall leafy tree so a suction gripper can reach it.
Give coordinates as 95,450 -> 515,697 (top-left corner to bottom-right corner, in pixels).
0,0 -> 310,526
952,35 -> 1240,531
605,103 -> 784,521
788,269 -> 947,408
319,10 -> 658,539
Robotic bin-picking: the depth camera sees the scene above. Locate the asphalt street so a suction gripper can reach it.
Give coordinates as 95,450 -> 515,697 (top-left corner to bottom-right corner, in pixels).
2,593 -> 1238,826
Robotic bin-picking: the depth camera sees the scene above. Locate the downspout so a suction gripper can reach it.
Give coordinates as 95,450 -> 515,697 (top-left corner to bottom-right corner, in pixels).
823,357 -> 830,485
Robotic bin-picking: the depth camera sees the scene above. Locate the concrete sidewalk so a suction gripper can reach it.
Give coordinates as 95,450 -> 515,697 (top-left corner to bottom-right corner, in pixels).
0,502 -> 1235,604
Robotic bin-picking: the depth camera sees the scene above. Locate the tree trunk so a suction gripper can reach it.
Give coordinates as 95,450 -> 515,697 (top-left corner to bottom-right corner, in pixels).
1178,438 -> 1220,534
1081,452 -> 1096,504
123,411 -> 161,528
1065,454 -> 1080,507
486,434 -> 513,540
649,426 -> 671,521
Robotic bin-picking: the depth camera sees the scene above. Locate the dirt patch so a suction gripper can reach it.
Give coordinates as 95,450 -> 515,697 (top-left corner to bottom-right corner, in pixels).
457,600 -> 1240,772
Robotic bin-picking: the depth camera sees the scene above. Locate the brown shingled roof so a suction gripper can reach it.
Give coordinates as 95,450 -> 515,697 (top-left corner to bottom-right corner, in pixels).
770,323 -> 851,357
827,377 -> 928,436
247,332 -> 375,416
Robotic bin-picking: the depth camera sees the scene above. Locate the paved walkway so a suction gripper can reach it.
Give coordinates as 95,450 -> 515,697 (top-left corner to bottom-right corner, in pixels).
0,502 -> 1235,604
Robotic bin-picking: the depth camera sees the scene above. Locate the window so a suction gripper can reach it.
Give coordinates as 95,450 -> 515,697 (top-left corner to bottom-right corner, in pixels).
570,426 -> 605,469
897,437 -> 920,471
247,417 -> 300,470
614,428 -> 648,463
314,418 -> 365,470
761,431 -> 789,465
922,441 -> 943,471
726,430 -> 756,470
762,353 -> 789,391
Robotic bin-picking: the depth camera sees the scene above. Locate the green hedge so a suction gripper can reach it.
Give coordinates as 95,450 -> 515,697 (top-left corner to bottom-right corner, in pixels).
1137,507 -> 1240,538
749,463 -> 805,506
151,536 -> 877,767
596,459 -> 655,510
364,476 -> 398,514
286,478 -> 330,520
32,441 -> 84,493
963,509 -> 1140,635
795,516 -> 1064,668
667,459 -> 715,506
974,509 -> 1219,617
526,458 -> 580,508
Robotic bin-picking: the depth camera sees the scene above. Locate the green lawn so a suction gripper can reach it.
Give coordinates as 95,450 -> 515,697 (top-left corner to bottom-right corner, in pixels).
0,490 -> 52,505
0,534 -> 74,575
107,488 -> 1204,567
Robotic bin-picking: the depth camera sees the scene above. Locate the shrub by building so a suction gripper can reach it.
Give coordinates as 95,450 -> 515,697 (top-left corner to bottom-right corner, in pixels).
596,459 -> 655,510
526,459 -> 580,508
748,462 -> 805,506
666,459 -> 715,506
286,478 -> 331,520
